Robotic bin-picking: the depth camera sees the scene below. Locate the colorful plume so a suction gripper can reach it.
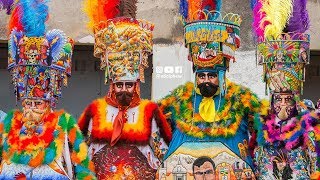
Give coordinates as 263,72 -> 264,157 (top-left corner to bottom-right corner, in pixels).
284,0 -> 309,33
83,0 -> 121,31
252,0 -> 293,39
8,5 -> 23,33
0,0 -> 14,14
179,0 -> 222,21
251,0 -> 257,10
9,0 -> 49,37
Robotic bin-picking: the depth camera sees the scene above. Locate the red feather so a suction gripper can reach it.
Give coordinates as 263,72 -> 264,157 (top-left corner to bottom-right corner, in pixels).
201,0 -> 216,11
103,0 -> 120,19
8,6 -> 24,33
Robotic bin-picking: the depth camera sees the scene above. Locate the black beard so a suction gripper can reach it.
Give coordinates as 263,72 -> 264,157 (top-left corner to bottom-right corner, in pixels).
197,82 -> 219,97
115,91 -> 134,106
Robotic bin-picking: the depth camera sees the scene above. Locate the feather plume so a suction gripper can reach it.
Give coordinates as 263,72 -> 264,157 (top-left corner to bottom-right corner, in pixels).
285,0 -> 309,33
180,0 -> 221,21
201,0 -> 221,12
0,0 -> 14,14
256,0 -> 293,39
10,0 -> 49,36
103,0 -> 120,19
9,6 -> 23,33
251,0 -> 257,10
120,0 -> 137,18
83,0 -> 120,31
252,0 -> 268,38
179,0 -> 188,20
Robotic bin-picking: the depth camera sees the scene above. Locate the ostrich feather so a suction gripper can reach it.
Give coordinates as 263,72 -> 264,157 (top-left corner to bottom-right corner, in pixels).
83,0 -> 120,31
285,0 -> 309,33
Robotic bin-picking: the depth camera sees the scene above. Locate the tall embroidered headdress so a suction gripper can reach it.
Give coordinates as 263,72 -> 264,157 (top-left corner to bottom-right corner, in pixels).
8,0 -> 74,107
84,0 -> 154,83
180,0 -> 241,96
252,0 -> 310,102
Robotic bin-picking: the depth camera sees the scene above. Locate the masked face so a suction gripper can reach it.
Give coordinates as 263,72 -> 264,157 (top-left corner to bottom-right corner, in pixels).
114,81 -> 136,106
196,72 -> 219,97
22,99 -> 50,122
272,93 -> 297,121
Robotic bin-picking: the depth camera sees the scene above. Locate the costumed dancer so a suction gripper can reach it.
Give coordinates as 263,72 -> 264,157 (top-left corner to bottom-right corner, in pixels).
0,0 -> 96,179
78,0 -> 172,179
156,0 -> 268,179
0,0 -> 13,123
251,0 -> 320,179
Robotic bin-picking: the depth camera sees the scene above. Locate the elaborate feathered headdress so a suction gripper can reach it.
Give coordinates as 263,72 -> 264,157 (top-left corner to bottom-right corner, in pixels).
180,0 -> 241,96
8,0 -> 74,107
83,0 -> 154,83
252,0 -> 310,99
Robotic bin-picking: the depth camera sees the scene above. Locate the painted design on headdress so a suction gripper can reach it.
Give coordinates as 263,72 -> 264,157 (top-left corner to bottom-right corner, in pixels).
83,0 -> 153,83
181,1 -> 241,71
252,0 -> 310,100
8,0 -> 74,107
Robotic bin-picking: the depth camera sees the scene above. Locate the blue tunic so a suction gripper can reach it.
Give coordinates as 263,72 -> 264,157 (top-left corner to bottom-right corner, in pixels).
164,93 -> 254,168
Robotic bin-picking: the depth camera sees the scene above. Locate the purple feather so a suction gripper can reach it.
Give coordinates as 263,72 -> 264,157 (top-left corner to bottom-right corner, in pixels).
285,0 -> 309,33
0,0 -> 14,14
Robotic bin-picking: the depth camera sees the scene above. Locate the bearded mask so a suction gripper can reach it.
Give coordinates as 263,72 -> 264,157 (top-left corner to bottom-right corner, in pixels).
272,93 -> 298,121
196,71 -> 220,97
197,82 -> 219,97
115,91 -> 134,106
22,99 -> 50,122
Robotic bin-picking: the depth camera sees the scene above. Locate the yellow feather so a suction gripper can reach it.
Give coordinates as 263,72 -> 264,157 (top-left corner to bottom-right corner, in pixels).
83,0 -> 107,32
262,0 -> 293,39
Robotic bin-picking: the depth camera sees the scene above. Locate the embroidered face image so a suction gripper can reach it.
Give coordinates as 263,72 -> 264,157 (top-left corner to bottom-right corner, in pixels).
265,62 -> 304,94
157,142 -> 253,180
189,41 -> 224,68
19,37 -> 49,66
258,39 -> 309,64
196,71 -> 219,97
272,92 -> 297,121
299,47 -> 308,63
273,49 -> 287,63
193,156 -> 216,180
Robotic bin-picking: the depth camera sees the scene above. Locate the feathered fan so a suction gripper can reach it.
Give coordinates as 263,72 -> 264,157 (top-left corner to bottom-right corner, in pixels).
252,0 -> 309,39
9,0 -> 49,37
284,0 -> 309,33
84,0 -> 138,32
253,0 -> 293,39
179,0 -> 222,21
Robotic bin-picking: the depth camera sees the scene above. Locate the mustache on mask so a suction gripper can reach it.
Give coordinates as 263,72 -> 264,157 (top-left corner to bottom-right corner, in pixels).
197,82 -> 219,97
116,91 -> 134,106
23,108 -> 47,122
